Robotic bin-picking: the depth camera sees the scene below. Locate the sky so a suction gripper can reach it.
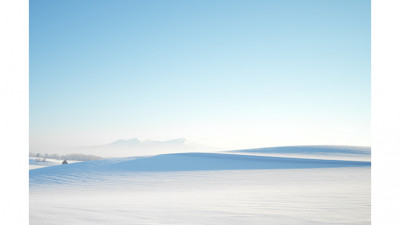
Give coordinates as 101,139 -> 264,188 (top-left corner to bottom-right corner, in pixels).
30,0 -> 370,153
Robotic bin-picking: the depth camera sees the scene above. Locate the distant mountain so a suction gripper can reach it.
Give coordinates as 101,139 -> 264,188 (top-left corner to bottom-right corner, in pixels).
65,138 -> 217,158
108,138 -> 187,146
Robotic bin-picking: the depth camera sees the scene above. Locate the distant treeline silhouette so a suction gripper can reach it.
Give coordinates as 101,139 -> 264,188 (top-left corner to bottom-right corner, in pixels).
29,152 -> 102,161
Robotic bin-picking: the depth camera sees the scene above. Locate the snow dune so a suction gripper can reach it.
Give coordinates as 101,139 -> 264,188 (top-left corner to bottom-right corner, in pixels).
30,151 -> 370,186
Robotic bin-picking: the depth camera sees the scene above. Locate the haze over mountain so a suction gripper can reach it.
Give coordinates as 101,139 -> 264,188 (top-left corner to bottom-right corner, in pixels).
50,138 -> 219,158
109,138 -> 186,146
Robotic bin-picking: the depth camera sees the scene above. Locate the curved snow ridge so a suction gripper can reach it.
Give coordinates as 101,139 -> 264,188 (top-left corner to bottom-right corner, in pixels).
30,152 -> 370,178
29,152 -> 371,186
231,145 -> 370,154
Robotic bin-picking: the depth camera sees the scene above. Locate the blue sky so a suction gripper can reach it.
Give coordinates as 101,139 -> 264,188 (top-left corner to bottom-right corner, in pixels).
30,0 -> 370,151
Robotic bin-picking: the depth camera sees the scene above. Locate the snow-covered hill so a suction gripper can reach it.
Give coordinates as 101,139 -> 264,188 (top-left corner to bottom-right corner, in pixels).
30,149 -> 370,186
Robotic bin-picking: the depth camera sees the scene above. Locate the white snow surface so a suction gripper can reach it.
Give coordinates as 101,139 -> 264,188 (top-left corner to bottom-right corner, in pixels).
30,146 -> 371,225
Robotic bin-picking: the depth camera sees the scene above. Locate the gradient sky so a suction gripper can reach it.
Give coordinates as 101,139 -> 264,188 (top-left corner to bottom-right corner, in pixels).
30,0 -> 370,152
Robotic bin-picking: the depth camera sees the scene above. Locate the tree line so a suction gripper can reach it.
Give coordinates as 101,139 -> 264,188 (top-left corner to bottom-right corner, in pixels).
29,152 -> 102,161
